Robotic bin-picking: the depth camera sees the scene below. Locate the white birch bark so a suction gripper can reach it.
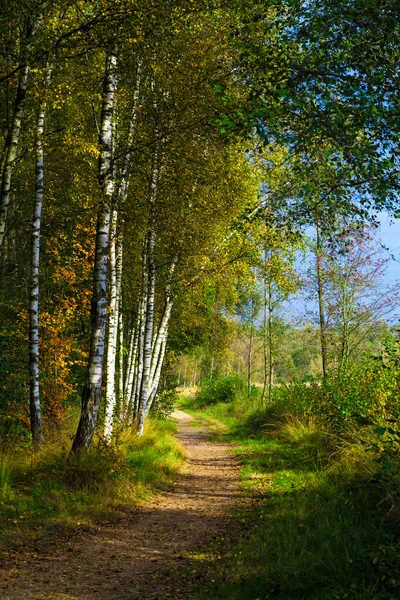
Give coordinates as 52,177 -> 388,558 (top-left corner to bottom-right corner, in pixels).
104,208 -> 119,439
146,304 -> 171,416
149,299 -> 173,387
0,9 -> 45,253
119,61 -> 141,199
117,233 -> 124,411
123,316 -> 139,417
134,282 -> 147,409
29,63 -> 52,446
147,253 -> 177,391
104,63 -> 142,436
0,65 -> 29,253
137,154 -> 159,436
72,51 -> 117,454
146,332 -> 168,416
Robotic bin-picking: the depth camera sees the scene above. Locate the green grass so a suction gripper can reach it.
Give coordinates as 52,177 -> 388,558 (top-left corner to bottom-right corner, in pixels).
0,418 -> 185,553
178,393 -> 400,600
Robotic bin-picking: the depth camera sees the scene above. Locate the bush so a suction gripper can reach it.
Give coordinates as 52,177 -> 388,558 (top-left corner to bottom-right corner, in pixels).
194,375 -> 249,406
272,361 -> 400,428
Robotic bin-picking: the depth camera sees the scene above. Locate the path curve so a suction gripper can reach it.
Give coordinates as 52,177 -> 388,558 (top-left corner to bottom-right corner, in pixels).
0,410 -> 240,600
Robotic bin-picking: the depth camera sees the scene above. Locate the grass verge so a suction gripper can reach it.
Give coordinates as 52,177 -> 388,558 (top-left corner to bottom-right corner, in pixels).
178,393 -> 400,600
0,418 -> 185,554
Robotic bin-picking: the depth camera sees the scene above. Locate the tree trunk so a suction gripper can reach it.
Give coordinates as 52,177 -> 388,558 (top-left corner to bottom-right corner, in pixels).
267,277 -> 274,402
72,51 -> 117,455
247,298 -> 254,396
261,266 -> 268,405
0,65 -> 29,253
29,63 -> 52,447
0,9 -> 45,253
137,145 -> 159,436
137,224 -> 156,436
104,208 -> 119,439
316,220 -> 328,377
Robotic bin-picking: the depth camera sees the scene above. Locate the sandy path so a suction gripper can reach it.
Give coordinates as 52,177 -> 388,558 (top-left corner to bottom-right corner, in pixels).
0,410 -> 239,600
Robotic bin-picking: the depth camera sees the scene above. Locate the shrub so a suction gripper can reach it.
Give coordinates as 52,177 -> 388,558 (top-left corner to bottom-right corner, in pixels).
272,361 -> 400,428
194,375 -> 248,406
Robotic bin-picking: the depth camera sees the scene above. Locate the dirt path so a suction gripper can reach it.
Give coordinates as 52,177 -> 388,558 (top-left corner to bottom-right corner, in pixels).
0,410 -> 240,600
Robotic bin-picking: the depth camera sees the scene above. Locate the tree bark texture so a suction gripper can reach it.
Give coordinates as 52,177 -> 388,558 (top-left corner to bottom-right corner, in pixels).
29,63 -> 52,447
316,220 -> 328,377
72,51 -> 117,454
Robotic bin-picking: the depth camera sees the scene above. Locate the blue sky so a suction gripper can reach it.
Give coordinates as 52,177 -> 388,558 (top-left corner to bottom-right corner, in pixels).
282,211 -> 400,324
377,212 -> 400,283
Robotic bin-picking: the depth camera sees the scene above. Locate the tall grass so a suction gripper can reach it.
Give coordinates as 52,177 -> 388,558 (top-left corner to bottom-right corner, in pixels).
0,441 -> 15,496
0,418 -> 185,552
181,385 -> 400,600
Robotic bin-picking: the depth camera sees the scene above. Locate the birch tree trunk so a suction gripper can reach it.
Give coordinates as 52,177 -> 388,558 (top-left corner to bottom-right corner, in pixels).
104,208 -> 119,439
0,9 -> 45,254
133,278 -> 147,419
72,51 -> 117,454
105,63 -> 142,436
146,298 -> 173,416
123,311 -> 140,419
261,268 -> 268,405
117,236 -> 124,411
29,63 -> 52,447
267,277 -> 274,402
316,220 -> 328,377
148,257 -> 177,390
0,65 -> 30,253
137,148 -> 159,437
247,298 -> 254,396
137,221 -> 156,437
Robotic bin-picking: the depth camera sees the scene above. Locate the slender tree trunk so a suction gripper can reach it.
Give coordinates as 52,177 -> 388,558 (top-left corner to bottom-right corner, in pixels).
104,208 -> 119,439
267,278 -> 274,402
29,63 -> 52,447
137,221 -> 156,436
316,220 -> 328,377
137,136 -> 160,436
0,9 -> 45,254
247,299 -> 254,396
148,258 -> 176,391
130,249 -> 149,422
117,314 -> 124,415
261,268 -> 268,405
146,316 -> 170,416
0,65 -> 29,253
72,51 -> 117,455
111,64 -> 142,426
133,285 -> 147,419
339,276 -> 350,373
149,299 -> 173,387
193,360 -> 197,387
123,311 -> 140,419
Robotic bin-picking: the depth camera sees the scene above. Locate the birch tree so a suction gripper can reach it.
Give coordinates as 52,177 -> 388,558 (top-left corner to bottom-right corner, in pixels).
72,50 -> 117,454
29,62 -> 53,446
0,4 -> 47,255
104,61 -> 142,439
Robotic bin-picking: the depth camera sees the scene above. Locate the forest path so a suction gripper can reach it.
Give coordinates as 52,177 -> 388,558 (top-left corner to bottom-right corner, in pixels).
0,410 -> 240,600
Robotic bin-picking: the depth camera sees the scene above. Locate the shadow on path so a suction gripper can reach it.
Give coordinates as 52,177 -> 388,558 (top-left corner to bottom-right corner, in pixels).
0,410 -> 240,600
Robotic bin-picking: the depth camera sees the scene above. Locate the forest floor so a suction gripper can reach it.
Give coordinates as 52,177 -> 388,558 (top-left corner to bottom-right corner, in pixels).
0,410 -> 240,600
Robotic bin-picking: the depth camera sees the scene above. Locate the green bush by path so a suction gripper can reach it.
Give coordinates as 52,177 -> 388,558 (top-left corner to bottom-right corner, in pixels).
194,375 -> 259,407
272,361 -> 400,427
181,387 -> 400,600
0,418 -> 185,553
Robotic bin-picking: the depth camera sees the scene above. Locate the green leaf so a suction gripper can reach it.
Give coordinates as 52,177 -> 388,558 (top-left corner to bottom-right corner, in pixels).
373,427 -> 386,436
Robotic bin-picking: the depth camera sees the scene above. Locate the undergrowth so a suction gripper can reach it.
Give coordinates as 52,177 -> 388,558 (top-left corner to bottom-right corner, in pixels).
0,418 -> 185,553
179,382 -> 400,600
